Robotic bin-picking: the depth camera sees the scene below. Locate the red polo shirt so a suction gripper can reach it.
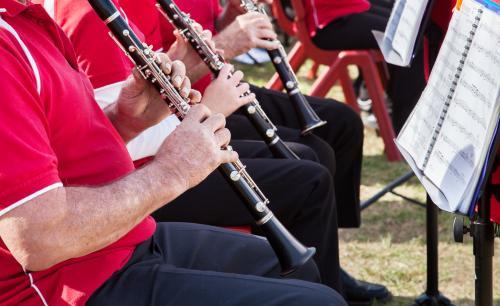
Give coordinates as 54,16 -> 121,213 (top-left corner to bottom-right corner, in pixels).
304,0 -> 371,36
0,1 -> 155,305
119,0 -> 222,92
36,0 -> 139,90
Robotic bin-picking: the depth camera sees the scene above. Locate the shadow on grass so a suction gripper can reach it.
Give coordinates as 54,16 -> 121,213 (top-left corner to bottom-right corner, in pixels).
342,199 -> 466,244
362,155 -> 415,186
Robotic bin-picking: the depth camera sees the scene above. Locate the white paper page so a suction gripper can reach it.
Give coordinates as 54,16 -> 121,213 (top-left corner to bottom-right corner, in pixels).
385,0 -> 406,42
396,8 -> 468,170
424,2 -> 500,213
392,1 -> 429,65
396,142 -> 451,211
373,0 -> 407,65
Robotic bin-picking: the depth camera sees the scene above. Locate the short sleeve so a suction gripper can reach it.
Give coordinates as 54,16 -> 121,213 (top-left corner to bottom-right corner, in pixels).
55,0 -> 133,89
0,38 -> 61,216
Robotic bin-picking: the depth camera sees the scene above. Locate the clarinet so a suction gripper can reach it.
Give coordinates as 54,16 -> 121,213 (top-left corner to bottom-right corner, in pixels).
240,0 -> 326,135
87,0 -> 315,275
156,0 -> 299,160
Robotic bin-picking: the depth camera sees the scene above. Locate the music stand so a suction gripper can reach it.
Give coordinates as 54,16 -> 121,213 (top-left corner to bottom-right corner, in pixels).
453,128 -> 498,306
411,196 -> 454,306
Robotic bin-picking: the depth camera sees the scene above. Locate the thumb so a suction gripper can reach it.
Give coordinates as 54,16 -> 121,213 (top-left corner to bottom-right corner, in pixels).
173,29 -> 185,44
120,69 -> 148,98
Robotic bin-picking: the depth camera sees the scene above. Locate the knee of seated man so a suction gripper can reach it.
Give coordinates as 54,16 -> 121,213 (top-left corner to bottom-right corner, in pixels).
298,159 -> 334,192
286,142 -> 320,162
283,280 -> 347,306
319,99 -> 364,139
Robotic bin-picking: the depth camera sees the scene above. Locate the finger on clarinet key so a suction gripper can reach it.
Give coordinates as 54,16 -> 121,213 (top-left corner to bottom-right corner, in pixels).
203,113 -> 226,132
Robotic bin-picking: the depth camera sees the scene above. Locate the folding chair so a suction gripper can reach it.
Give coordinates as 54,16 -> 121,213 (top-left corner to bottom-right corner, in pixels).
268,0 -> 401,162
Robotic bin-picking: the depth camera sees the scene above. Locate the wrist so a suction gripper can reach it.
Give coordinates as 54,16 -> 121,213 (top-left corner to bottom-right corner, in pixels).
213,34 -> 237,60
149,156 -> 189,195
106,104 -> 142,143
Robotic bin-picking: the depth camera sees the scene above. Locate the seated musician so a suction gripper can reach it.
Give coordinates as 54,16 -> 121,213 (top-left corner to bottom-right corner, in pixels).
38,0 -> 345,299
297,0 -> 428,132
0,1 -> 348,305
169,0 -> 367,234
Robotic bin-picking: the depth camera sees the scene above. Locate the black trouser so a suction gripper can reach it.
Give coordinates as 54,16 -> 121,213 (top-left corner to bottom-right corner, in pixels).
229,85 -> 364,228
87,223 -> 347,306
312,3 -> 426,132
153,140 -> 341,291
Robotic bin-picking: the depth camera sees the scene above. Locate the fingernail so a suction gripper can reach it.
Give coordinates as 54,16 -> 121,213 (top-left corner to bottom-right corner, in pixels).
164,63 -> 172,73
173,75 -> 182,87
181,87 -> 190,97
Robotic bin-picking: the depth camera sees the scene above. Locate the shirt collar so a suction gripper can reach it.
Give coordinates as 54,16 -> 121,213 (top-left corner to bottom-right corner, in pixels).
0,0 -> 32,17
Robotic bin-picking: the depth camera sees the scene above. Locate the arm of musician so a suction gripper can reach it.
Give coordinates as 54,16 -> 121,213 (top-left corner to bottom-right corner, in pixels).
104,53 -> 200,143
214,12 -> 280,60
215,0 -> 275,38
0,105 -> 237,272
202,64 -> 256,117
166,28 -> 213,82
216,0 -> 247,31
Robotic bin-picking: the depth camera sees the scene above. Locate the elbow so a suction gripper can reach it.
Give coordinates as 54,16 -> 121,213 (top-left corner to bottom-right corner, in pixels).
22,253 -> 60,272
8,236 -> 65,272
14,247 -> 62,272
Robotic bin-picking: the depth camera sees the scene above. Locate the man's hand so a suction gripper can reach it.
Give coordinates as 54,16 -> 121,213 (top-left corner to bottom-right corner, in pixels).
202,65 -> 255,116
153,104 -> 238,190
167,24 -> 220,82
226,0 -> 273,14
214,12 -> 279,60
107,53 -> 201,143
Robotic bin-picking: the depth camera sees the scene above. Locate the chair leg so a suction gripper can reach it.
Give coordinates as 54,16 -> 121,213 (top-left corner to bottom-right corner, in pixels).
338,68 -> 359,112
266,42 -> 306,91
288,41 -> 306,71
358,56 -> 401,162
309,58 -> 344,98
307,61 -> 320,80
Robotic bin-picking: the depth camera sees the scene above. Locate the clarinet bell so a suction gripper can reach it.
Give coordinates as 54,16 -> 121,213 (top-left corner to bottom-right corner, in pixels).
295,97 -> 327,135
260,216 -> 316,276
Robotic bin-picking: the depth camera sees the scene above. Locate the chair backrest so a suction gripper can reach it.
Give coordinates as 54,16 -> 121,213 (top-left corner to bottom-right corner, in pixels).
272,0 -> 296,36
288,0 -> 341,65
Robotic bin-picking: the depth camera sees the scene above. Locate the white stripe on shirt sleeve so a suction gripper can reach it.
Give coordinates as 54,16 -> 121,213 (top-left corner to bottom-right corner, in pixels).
0,15 -> 42,95
0,183 -> 63,218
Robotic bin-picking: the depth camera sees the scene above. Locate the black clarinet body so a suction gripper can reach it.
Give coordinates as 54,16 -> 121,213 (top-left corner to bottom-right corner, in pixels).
87,0 -> 315,275
157,0 -> 299,159
240,0 -> 326,135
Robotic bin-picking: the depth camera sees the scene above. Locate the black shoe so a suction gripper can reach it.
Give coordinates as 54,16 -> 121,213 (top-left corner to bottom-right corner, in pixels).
341,268 -> 392,305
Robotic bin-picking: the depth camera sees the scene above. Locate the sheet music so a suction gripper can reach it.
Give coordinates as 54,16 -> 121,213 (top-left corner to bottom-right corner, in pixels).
373,0 -> 429,66
424,2 -> 500,212
392,1 -> 429,62
396,8 -> 470,169
384,0 -> 406,43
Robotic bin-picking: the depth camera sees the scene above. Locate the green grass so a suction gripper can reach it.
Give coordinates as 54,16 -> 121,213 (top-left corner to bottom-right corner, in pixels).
234,58 -> 500,306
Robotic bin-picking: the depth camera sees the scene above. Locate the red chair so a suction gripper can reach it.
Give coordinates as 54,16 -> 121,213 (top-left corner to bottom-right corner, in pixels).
268,0 -> 401,162
225,226 -> 252,234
